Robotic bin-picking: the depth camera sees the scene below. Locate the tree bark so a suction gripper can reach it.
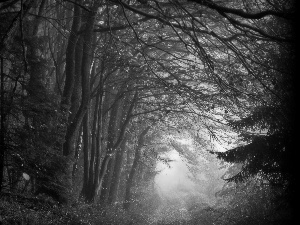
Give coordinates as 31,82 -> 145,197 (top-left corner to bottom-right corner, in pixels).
26,0 -> 48,99
124,126 -> 150,210
72,125 -> 83,180
108,136 -> 128,204
80,109 -> 90,198
82,89 -> 102,202
99,92 -> 122,202
107,91 -> 133,204
99,154 -> 116,203
97,91 -> 137,202
70,37 -> 83,121
61,0 -> 82,108
91,78 -> 108,201
62,2 -> 98,191
90,88 -> 104,201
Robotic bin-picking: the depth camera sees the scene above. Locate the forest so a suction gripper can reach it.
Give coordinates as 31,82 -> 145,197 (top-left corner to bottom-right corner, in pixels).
0,0 -> 296,224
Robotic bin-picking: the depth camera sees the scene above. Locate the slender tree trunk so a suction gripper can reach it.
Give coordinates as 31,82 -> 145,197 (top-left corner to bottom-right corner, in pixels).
26,0 -> 48,99
62,3 -> 98,190
61,0 -> 81,108
100,87 -> 131,203
106,92 -> 132,204
62,36 -> 82,159
100,154 -> 116,203
99,94 -> 121,202
83,90 -> 101,202
92,81 -> 106,200
108,136 -> 128,204
72,125 -> 82,180
124,126 -> 150,210
97,91 -> 137,202
97,154 -> 112,198
66,37 -> 83,183
70,37 -> 83,121
80,109 -> 90,198
91,93 -> 103,201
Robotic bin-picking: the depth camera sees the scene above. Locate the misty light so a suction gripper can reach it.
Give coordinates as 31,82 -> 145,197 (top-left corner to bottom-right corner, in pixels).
155,150 -> 195,198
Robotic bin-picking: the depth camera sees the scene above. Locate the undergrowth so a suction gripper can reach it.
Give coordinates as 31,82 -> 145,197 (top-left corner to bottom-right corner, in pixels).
0,193 -> 148,225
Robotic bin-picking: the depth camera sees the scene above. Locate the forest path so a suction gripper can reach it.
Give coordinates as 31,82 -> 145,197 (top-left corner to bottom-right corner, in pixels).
148,204 -> 191,224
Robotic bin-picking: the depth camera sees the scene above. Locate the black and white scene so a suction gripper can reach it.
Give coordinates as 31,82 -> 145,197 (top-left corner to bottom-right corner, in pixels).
0,0 -> 296,224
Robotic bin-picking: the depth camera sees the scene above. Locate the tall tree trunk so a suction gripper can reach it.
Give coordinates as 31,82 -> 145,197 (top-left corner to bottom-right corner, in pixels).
27,0 -> 48,99
108,136 -> 128,204
99,93 -> 122,202
91,88 -> 104,201
61,0 -> 82,108
97,91 -> 137,202
62,2 -> 98,191
92,79 -> 108,200
81,89 -> 101,202
100,154 -> 116,203
80,109 -> 90,198
107,91 -> 132,204
70,37 -> 83,122
66,37 -> 83,182
53,0 -> 68,94
124,126 -> 150,210
100,87 -> 131,203
72,125 -> 83,180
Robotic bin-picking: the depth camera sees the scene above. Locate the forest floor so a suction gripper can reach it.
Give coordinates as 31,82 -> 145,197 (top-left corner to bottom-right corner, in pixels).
0,193 -> 193,225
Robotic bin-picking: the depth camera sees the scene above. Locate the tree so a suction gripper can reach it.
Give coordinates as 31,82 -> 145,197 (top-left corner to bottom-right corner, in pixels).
0,0 -> 70,203
124,125 -> 150,210
211,39 -> 295,224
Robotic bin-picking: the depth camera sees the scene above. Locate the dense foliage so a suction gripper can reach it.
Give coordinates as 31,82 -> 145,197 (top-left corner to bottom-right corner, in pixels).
213,41 -> 296,221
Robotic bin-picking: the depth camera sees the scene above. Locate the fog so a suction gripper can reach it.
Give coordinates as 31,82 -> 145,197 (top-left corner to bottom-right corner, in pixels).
154,137 -> 225,204
155,150 -> 195,198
